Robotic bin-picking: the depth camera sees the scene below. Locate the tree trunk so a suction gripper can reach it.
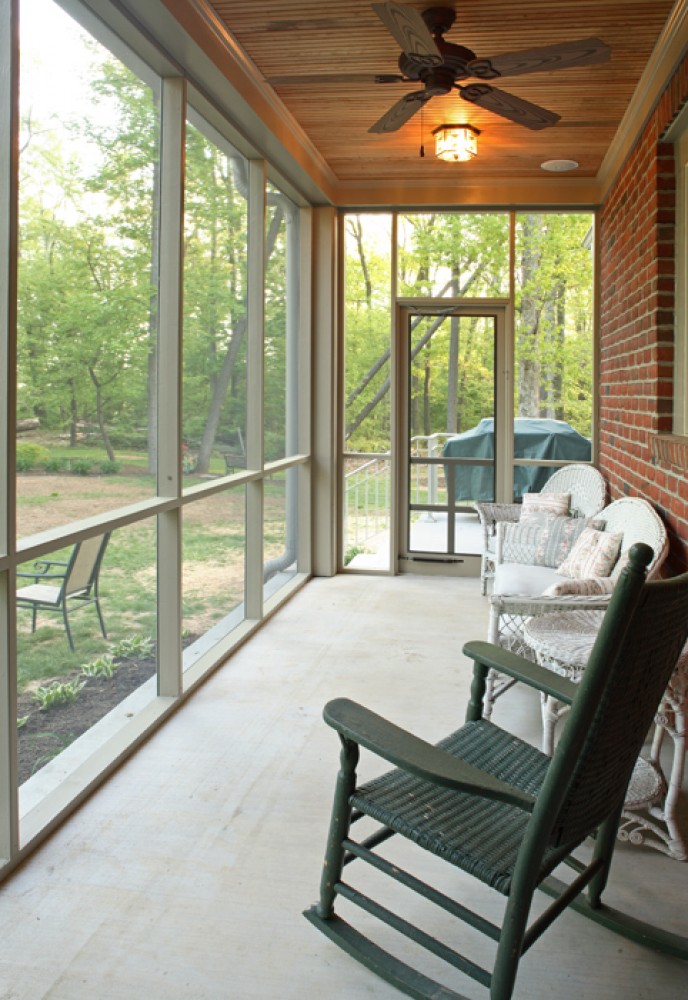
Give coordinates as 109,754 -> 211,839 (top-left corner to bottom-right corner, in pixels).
193,192 -> 285,475
88,366 -> 116,462
69,388 -> 78,448
146,149 -> 161,475
517,214 -> 542,418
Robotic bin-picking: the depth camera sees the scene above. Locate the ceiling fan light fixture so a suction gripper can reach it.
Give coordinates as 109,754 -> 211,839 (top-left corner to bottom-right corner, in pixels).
432,123 -> 480,162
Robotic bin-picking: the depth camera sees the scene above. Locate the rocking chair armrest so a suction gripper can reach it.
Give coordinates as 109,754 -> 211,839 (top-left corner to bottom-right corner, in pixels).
463,640 -> 579,705
323,697 -> 535,811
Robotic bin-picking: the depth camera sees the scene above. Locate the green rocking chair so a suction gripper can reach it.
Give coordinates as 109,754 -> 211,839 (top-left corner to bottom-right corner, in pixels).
305,543 -> 688,999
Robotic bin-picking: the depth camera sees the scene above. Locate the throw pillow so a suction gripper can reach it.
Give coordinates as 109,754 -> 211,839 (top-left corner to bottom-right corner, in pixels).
520,492 -> 571,523
501,515 -> 605,567
532,515 -> 602,568
557,527 -> 623,579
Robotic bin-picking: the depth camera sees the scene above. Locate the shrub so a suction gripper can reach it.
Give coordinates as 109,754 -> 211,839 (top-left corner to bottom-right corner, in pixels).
34,677 -> 85,711
16,442 -> 50,471
344,545 -> 369,566
108,429 -> 148,449
99,459 -> 121,475
71,458 -> 93,476
44,457 -> 66,473
109,634 -> 155,659
81,654 -> 117,679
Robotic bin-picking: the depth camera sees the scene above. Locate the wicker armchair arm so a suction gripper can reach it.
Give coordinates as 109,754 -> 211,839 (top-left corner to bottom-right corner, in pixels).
462,640 -> 578,705
490,592 -> 612,618
323,697 -> 535,810
474,501 -> 521,533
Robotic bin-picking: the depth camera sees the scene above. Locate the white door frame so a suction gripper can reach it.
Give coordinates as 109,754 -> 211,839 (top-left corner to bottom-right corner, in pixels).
393,299 -> 512,576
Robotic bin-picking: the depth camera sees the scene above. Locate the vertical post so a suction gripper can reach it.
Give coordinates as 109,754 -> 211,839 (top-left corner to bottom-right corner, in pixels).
297,206 -> 313,574
245,160 -> 265,619
156,76 -> 185,697
311,206 -> 338,576
0,0 -> 19,866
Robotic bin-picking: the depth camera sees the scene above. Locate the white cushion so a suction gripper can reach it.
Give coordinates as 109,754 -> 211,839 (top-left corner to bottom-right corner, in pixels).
493,562 -> 568,597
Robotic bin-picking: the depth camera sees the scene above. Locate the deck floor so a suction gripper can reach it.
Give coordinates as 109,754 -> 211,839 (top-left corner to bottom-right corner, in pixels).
1,573 -> 686,999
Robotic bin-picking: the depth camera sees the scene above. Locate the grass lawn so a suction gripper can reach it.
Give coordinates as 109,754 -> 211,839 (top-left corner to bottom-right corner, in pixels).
16,464 -> 289,695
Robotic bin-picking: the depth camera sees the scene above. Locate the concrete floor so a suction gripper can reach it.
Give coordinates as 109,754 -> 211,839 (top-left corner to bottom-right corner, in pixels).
0,573 -> 686,999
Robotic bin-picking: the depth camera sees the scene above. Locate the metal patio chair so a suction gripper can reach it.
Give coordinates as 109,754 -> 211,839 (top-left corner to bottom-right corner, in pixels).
305,543 -> 688,1000
475,464 -> 606,594
17,533 -> 111,653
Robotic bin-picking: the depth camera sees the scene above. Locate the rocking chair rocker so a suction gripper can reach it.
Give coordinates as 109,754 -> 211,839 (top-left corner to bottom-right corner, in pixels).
305,543 -> 688,999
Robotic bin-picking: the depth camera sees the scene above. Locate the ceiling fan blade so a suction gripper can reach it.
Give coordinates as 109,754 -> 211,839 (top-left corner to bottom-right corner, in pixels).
458,84 -> 560,130
368,89 -> 435,133
267,73 -> 408,85
468,37 -> 611,80
372,2 -> 442,68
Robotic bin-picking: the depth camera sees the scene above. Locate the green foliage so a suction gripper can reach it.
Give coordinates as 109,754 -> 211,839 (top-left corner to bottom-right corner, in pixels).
80,654 -> 116,679
44,456 -> 67,473
72,458 -> 93,476
99,459 -> 120,475
109,634 -> 154,659
16,442 -> 50,471
343,210 -> 595,450
34,677 -> 86,711
344,545 -> 369,566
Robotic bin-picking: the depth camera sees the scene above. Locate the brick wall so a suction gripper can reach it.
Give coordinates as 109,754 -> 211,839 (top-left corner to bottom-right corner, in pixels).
598,55 -> 688,573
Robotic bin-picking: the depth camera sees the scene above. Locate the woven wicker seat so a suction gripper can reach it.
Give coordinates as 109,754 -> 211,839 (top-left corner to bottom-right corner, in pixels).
484,496 -> 669,721
475,464 -> 606,595
305,545 -> 688,1000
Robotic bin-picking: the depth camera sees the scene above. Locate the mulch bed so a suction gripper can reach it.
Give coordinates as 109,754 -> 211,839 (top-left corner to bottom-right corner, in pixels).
18,655 -> 157,786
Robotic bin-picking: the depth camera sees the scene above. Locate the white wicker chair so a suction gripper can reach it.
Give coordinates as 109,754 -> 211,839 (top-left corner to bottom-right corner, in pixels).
484,496 -> 669,719
474,464 -> 607,594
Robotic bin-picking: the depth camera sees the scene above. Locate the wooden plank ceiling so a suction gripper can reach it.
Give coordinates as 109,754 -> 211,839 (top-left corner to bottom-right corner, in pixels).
201,1 -> 678,189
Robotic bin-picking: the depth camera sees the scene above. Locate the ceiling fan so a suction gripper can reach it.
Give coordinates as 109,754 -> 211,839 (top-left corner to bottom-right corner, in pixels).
268,2 -> 611,134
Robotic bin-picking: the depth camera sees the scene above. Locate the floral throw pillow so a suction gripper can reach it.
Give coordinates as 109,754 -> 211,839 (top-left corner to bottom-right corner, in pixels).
520,492 -> 571,523
557,527 -> 623,579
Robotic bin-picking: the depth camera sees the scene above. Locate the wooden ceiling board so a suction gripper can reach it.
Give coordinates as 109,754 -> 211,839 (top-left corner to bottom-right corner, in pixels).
200,0 -> 680,198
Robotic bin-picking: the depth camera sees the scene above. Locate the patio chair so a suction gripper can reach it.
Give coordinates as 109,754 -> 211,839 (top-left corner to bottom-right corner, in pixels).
304,544 -> 688,1000
17,533 -> 111,653
475,464 -> 606,594
484,496 -> 668,719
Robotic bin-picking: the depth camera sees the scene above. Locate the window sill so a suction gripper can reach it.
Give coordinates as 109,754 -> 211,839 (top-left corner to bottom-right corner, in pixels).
653,434 -> 688,471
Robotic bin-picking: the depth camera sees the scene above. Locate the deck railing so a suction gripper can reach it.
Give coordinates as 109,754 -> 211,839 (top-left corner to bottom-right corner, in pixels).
344,434 -> 457,552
